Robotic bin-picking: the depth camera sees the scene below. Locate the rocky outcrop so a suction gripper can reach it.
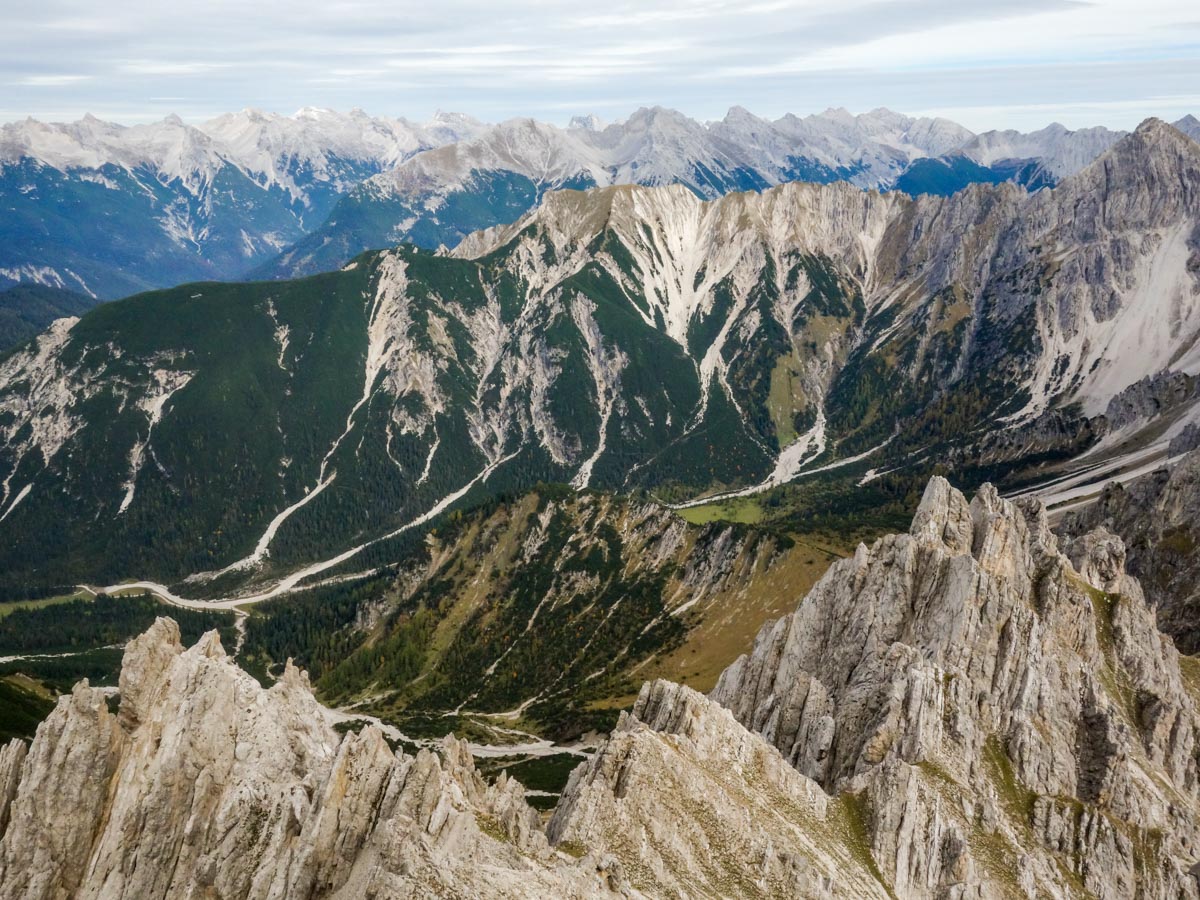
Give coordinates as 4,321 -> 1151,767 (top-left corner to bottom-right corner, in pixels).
1103,371 -> 1200,433
0,618 -> 619,899
549,679 -> 891,898
1169,422 -> 1200,456
0,614 -> 900,899
713,476 -> 1200,897
0,740 -> 23,838
1060,446 -> 1200,651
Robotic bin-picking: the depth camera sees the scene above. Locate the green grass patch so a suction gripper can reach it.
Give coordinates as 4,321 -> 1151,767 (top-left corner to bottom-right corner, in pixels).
767,355 -> 800,447
983,736 -> 1037,824
474,813 -> 511,843
1159,527 -> 1196,556
1076,581 -> 1142,725
1178,655 -> 1200,706
0,590 -> 93,618
968,824 -> 1024,897
1084,582 -> 1120,657
835,791 -> 895,897
916,758 -> 958,787
677,496 -> 765,525
557,839 -> 588,858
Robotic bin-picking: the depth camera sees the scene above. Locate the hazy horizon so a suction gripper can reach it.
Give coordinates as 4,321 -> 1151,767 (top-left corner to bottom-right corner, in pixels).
2,0 -> 1197,133
1,101 -> 1197,137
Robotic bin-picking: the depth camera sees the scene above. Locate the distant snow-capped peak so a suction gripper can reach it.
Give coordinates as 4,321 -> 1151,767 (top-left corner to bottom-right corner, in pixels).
0,114 -> 232,195
0,108 -> 489,202
6,105 -> 1191,207
959,122 -> 1126,178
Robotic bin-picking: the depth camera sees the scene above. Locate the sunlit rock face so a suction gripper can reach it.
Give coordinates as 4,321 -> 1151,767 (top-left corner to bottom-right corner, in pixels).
712,476 -> 1200,897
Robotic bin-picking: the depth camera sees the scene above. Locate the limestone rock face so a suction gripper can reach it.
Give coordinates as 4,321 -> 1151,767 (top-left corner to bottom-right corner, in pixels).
0,680 -> 124,900
0,739 -> 26,847
0,618 -> 618,899
712,476 -> 1200,898
1061,446 -> 1200,652
549,679 -> 891,898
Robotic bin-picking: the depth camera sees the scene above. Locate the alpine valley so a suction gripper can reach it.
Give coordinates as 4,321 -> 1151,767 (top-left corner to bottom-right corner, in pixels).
4,116 -> 1200,597
4,104 -> 1200,900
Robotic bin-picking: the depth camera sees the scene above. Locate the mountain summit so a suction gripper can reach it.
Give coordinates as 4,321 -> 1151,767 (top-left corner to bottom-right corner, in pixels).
0,109 -> 483,298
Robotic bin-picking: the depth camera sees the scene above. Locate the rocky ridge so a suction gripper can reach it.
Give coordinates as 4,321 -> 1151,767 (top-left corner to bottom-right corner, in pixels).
712,476 -> 1200,896
2,477 -> 1199,897
0,619 -> 620,899
549,679 -> 891,897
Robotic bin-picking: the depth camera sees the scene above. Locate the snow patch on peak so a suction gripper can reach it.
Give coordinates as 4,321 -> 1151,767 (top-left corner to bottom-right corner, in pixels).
568,114 -> 604,132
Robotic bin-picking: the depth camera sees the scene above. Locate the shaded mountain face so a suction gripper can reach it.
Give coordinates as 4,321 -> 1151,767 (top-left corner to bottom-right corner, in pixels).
1059,443 -> 1200,652
2,477 -> 1198,898
0,284 -> 94,352
263,108 -> 1139,278
1,119 -> 1198,601
0,109 -> 484,299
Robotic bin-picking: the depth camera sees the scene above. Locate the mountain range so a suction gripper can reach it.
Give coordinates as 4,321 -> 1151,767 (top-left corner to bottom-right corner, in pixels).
1,117 -> 1198,605
0,107 -> 485,299
6,105 -> 1189,305
4,92 -> 1200,898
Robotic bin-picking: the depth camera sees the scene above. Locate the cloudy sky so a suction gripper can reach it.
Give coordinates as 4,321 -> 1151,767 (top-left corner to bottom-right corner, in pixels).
1,0 -> 1198,131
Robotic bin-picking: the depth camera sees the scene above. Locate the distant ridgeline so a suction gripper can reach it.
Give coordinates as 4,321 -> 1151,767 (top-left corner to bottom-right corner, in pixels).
0,284 -> 94,352
5,106 -> 1187,303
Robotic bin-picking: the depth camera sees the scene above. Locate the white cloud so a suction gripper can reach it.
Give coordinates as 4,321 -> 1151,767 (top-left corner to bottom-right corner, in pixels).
15,74 -> 92,87
0,0 -> 1195,129
119,61 -> 230,76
